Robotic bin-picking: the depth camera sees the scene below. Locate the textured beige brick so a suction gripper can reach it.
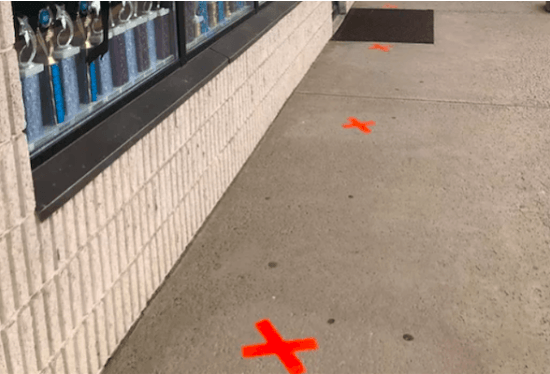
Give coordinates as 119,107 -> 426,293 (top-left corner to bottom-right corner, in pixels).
62,338 -> 78,374
175,203 -> 186,255
131,196 -> 143,256
171,157 -> 179,208
75,322 -> 88,374
30,292 -> 50,370
39,364 -> 52,374
67,259 -> 82,326
146,182 -> 156,239
167,212 -> 175,267
0,68 -> 11,143
120,272 -> 132,331
155,231 -> 166,282
174,151 -> 183,205
123,205 -> 136,264
135,141 -> 145,189
84,182 -> 98,238
85,314 -> 98,374
156,121 -> 166,168
111,160 -> 123,213
152,175 -> 161,231
62,198 -> 78,263
51,352 -> 64,374
136,253 -> 146,311
0,335 -> 7,374
0,141 -> 22,231
49,209 -> 66,270
99,225 -> 113,290
187,96 -> 196,143
94,173 -> 107,231
112,281 -> 124,344
4,49 -> 26,134
13,134 -> 35,217
20,218 -> 41,296
88,235 -> 104,305
79,248 -> 93,317
163,119 -> 171,166
127,146 -> 138,198
165,162 -> 174,215
18,305 -> 39,373
102,166 -> 115,222
202,119 -> 212,169
168,114 -> 176,159
141,134 -> 151,183
103,291 -> 116,354
115,214 -> 128,274
190,185 -> 200,236
121,154 -> 133,207
142,244 -> 153,300
150,238 -> 160,290
129,263 -> 140,320
7,225 -> 29,309
138,189 -> 150,246
182,143 -> 191,197
183,191 -> 192,243
162,224 -> 172,272
158,167 -> 167,224
2,320 -> 25,374
0,3 -> 15,57
0,174 -> 5,236
0,234 -> 15,324
150,127 -> 159,175
174,108 -> 183,153
94,305 -> 107,366
42,280 -> 62,359
56,268 -> 74,337
197,89 -> 206,128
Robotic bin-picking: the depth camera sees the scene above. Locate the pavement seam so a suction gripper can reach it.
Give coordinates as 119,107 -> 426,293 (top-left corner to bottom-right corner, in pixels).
294,91 -> 550,110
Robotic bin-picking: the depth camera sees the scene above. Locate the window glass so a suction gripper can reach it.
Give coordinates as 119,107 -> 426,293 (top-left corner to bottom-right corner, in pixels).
13,1 -> 179,155
184,1 -> 255,52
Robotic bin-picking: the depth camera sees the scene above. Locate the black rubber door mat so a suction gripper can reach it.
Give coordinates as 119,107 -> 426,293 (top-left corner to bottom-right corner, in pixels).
332,8 -> 434,44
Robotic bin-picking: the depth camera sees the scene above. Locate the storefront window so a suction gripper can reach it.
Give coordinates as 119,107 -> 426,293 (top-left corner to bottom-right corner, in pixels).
184,1 -> 254,52
13,1 -> 179,155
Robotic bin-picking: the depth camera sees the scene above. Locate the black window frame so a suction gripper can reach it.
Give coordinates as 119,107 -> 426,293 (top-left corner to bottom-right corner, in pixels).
29,1 -> 299,221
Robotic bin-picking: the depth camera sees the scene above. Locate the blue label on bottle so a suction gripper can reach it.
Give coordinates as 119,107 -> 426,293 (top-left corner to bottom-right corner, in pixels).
50,64 -> 65,124
90,60 -> 97,102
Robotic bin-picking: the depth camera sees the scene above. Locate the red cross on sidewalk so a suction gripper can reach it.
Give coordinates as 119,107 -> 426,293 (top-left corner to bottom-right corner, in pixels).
242,319 -> 318,374
369,43 -> 393,52
342,117 -> 376,133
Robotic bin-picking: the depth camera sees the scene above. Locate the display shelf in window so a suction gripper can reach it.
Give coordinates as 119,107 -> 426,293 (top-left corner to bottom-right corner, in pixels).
184,1 -> 254,52
13,1 -> 179,156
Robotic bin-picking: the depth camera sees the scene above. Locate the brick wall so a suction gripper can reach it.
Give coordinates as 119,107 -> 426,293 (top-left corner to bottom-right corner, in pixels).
0,2 -> 333,374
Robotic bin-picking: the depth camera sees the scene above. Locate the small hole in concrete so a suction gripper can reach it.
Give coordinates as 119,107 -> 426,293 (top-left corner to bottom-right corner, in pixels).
392,117 -> 396,119
268,262 -> 277,268
419,80 -> 424,83
403,334 -> 414,341
265,197 -> 270,200
327,318 -> 335,324
348,195 -> 353,199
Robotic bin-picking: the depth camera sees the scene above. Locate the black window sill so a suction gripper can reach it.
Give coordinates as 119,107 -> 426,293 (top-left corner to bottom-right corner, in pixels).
33,1 -> 299,221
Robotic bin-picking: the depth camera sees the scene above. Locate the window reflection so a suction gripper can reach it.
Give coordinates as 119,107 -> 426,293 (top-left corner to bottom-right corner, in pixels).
184,1 -> 254,52
14,1 -> 178,155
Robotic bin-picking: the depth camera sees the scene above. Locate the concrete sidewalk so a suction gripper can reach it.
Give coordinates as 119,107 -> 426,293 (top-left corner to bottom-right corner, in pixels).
101,2 -> 550,374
